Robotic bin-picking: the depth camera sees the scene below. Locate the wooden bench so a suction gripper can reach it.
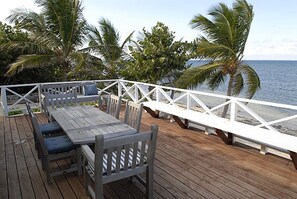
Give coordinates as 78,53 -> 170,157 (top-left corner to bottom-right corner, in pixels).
143,101 -> 297,170
40,82 -> 101,104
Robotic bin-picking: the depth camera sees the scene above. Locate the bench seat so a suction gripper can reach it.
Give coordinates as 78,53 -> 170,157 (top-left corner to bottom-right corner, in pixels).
143,101 -> 297,169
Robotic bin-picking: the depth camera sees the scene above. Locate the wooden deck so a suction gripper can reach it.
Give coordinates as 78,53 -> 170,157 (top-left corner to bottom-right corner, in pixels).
1,111 -> 297,199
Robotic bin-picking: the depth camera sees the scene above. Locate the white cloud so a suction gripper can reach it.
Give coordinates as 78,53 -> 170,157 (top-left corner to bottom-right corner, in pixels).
245,39 -> 297,60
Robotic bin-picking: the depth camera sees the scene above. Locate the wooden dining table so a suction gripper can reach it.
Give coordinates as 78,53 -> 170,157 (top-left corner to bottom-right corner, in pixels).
49,105 -> 137,145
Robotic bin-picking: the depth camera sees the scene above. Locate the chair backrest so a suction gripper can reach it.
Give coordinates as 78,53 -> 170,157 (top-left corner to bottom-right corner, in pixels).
26,102 -> 35,128
28,108 -> 48,155
98,94 -> 109,110
124,101 -> 143,132
93,125 -> 158,184
25,101 -> 31,114
44,92 -> 78,110
106,94 -> 122,119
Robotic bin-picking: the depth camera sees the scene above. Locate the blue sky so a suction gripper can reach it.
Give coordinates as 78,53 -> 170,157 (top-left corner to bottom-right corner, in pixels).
1,0 -> 297,60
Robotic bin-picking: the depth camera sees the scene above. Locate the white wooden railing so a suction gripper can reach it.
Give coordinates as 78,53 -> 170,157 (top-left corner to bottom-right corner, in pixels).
0,79 -> 118,116
119,80 -> 297,131
1,79 -> 297,155
1,79 -> 297,131
119,80 -> 297,157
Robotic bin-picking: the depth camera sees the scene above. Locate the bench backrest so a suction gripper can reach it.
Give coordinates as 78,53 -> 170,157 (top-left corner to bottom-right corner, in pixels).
41,82 -> 97,96
41,83 -> 82,95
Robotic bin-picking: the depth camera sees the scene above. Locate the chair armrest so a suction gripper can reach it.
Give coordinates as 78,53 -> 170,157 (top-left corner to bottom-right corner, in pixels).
81,145 -> 95,164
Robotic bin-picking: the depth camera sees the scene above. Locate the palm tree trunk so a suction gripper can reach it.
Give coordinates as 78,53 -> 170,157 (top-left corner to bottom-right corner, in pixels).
170,90 -> 175,99
62,61 -> 70,81
148,86 -> 154,100
221,76 -> 233,117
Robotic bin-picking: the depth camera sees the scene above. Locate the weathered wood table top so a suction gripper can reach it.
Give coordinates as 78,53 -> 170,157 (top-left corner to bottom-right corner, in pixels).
50,106 -> 137,144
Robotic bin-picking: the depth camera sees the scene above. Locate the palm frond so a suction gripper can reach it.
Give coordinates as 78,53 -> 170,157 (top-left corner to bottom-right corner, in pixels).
207,70 -> 225,90
232,73 -> 244,96
37,0 -> 87,49
240,64 -> 260,98
121,31 -> 134,49
177,62 -> 221,89
196,40 -> 236,60
5,54 -> 54,76
190,14 -> 216,36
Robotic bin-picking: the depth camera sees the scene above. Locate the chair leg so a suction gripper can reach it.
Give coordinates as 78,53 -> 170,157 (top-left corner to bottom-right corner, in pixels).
146,166 -> 154,199
77,148 -> 82,175
85,171 -> 91,195
95,180 -> 104,199
34,134 -> 38,149
37,144 -> 42,159
45,157 -> 52,184
41,156 -> 45,170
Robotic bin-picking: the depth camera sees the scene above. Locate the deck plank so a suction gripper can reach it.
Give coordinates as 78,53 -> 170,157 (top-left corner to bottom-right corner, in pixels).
142,113 -> 297,198
5,116 -> 22,199
156,144 -> 260,198
22,114 -> 64,199
1,112 -> 297,199
108,181 -> 135,199
18,115 -> 49,199
12,116 -> 35,199
118,178 -> 146,199
157,128 -> 293,198
0,116 -> 8,199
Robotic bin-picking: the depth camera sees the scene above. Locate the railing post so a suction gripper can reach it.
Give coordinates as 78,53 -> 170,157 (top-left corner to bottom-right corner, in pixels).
260,145 -> 268,155
186,92 -> 191,110
117,80 -> 122,97
1,87 -> 9,116
229,99 -> 237,144
230,99 -> 237,121
38,83 -> 42,112
156,86 -> 160,102
134,84 -> 139,102
205,127 -> 212,135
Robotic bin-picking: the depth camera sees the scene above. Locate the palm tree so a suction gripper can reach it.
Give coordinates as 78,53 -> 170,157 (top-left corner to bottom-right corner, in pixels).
178,0 -> 260,117
87,18 -> 134,79
4,0 -> 92,80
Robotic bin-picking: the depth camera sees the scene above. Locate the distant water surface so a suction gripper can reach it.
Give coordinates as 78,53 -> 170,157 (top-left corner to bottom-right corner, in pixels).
186,60 -> 297,135
187,60 -> 297,106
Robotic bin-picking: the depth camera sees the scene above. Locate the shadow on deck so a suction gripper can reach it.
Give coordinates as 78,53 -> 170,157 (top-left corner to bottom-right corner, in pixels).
1,110 -> 297,199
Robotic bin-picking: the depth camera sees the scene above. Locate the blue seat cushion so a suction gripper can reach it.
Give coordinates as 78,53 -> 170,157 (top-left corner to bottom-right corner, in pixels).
39,122 -> 62,135
44,135 -> 77,154
84,84 -> 98,95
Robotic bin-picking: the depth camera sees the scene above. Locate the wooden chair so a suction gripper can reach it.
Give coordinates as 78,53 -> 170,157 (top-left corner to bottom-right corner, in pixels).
106,94 -> 122,119
98,94 -> 109,111
25,102 -> 63,156
43,92 -> 78,114
29,109 -> 81,184
124,100 -> 143,132
82,125 -> 158,199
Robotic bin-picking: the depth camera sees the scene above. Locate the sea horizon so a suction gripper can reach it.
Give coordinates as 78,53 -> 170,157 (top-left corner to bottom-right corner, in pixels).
188,59 -> 297,62
187,60 -> 297,106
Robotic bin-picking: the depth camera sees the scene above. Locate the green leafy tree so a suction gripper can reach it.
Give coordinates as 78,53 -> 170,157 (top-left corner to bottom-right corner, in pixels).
4,0 -> 92,80
86,18 -> 133,80
123,22 -> 190,87
0,22 -> 58,84
177,0 -> 260,116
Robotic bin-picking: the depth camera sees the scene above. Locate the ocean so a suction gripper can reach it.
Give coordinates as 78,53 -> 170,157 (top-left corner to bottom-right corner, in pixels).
187,60 -> 297,106
185,60 -> 297,135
